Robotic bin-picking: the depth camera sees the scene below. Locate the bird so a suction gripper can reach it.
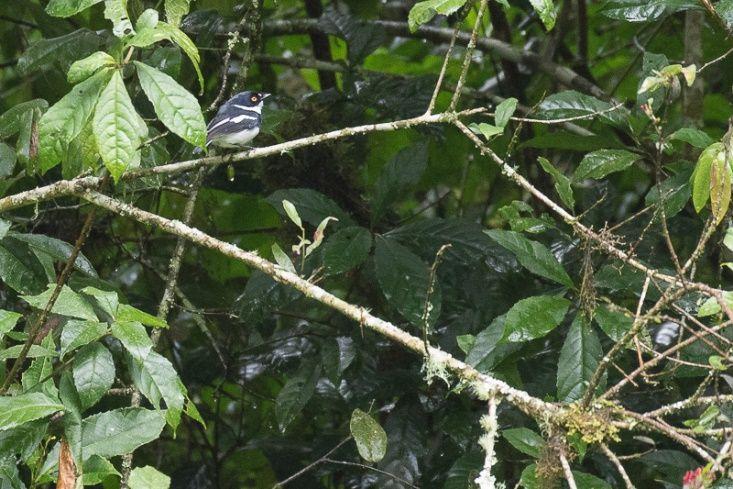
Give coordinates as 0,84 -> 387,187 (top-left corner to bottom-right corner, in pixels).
206,91 -> 270,149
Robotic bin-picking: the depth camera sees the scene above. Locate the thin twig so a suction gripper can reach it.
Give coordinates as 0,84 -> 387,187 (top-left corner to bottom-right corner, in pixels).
449,0 -> 489,112
274,437 -> 351,487
559,454 -> 577,489
600,444 -> 635,489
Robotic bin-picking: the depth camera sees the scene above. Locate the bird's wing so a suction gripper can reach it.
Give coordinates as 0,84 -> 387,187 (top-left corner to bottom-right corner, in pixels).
206,110 -> 261,141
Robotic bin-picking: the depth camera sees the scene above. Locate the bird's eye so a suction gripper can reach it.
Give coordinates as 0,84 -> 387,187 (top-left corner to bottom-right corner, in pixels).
250,96 -> 258,102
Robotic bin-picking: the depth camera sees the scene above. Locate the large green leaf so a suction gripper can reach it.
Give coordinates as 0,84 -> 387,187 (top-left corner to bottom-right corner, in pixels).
350,409 -> 388,463
22,284 -> 98,321
692,143 -> 725,213
465,315 -> 522,372
593,306 -> 633,342
537,157 -> 574,209
503,428 -> 545,458
601,0 -> 697,22
128,350 -> 186,430
60,320 -> 108,359
557,316 -> 604,402
81,408 -> 166,459
503,295 -> 570,342
46,0 -> 103,17
93,70 -> 146,181
165,0 -> 191,25
0,100 -> 48,139
134,61 -> 206,147
0,310 -> 22,342
9,233 -> 98,277
0,393 -> 63,430
320,7 -> 386,64
371,142 -> 427,223
111,321 -> 154,359
104,0 -> 134,36
322,226 -> 372,275
0,420 -> 47,462
486,230 -> 573,287
573,471 -> 612,489
38,69 -> 110,173
645,168 -> 692,218
129,466 -> 171,489
408,0 -> 467,32
73,342 -> 115,410
275,360 -> 321,431
0,238 -> 49,294
374,236 -> 441,328
67,51 -> 116,84
529,0 -> 557,30
538,90 -> 623,125
17,29 -> 101,75
573,149 -> 641,181
0,143 -> 16,178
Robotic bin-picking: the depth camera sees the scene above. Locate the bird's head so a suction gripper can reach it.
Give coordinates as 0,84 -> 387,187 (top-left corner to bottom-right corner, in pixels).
228,91 -> 270,110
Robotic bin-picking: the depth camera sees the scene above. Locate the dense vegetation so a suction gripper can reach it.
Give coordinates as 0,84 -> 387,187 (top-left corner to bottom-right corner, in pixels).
2,0 -> 733,487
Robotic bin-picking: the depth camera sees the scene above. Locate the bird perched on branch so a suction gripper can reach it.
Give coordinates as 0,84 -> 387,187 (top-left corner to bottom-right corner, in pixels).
206,91 -> 270,149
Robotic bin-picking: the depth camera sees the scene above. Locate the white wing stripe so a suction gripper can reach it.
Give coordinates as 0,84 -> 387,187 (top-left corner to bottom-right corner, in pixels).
231,114 -> 258,123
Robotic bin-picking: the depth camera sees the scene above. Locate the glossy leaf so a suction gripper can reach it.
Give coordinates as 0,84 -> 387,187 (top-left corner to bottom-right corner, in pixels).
692,143 -> 726,213
495,97 -> 518,128
128,350 -> 186,430
374,236 -> 441,327
601,0 -> 696,22
537,157 -> 574,209
116,304 -> 168,329
486,230 -> 573,287
503,295 -> 571,342
38,69 -> 110,173
60,320 -> 108,359
538,90 -> 622,125
73,343 -> 115,410
408,0 -> 467,32
0,310 -> 22,342
709,151 -> 731,224
670,128 -> 714,149
165,0 -> 191,25
129,466 -> 171,489
350,409 -> 388,462
22,284 -> 97,321
111,321 -> 154,359
593,306 -> 633,342
0,393 -> 63,431
574,149 -> 641,181
10,233 -> 98,277
81,408 -> 166,459
322,226 -> 372,274
67,51 -> 116,84
93,70 -> 146,181
503,427 -> 545,458
0,100 -> 48,139
46,0 -> 103,17
275,361 -> 321,431
17,29 -> 100,75
557,316 -> 604,402
529,0 -> 557,30
134,61 -> 206,147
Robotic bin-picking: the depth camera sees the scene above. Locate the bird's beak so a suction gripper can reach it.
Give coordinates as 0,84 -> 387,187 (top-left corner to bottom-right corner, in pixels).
261,93 -> 271,100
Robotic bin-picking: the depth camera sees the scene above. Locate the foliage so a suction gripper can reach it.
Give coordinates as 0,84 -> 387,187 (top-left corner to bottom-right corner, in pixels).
1,0 -> 733,488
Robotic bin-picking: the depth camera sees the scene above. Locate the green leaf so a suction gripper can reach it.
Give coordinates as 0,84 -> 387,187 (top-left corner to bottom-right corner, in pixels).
111,321 -> 154,359
574,149 -> 641,181
17,29 -> 101,75
81,455 -> 120,485
350,409 -> 388,463
529,0 -> 557,30
0,238 -> 49,294
93,70 -> 145,181
371,142 -> 427,223
519,464 -> 538,488
320,7 -> 386,64
104,0 -> 134,37
601,0 -> 696,22
670,128 -> 714,149
46,0 -> 103,17
557,316 -> 604,402
573,471 -> 612,489
0,100 -> 48,139
21,336 -> 58,398
495,97 -> 518,128
503,295 -> 571,342
268,188 -> 354,226
22,284 -> 98,321
38,69 -> 110,173
486,230 -> 573,287
593,306 -> 632,342
282,199 -> 303,228
165,0 -> 190,25
710,151 -> 732,224
133,61 -> 206,147
407,0 -> 467,32
503,427 -> 545,458
470,122 -> 504,139
129,466 -> 171,489
271,243 -> 296,274
275,360 -> 321,431
10,233 -> 98,277
73,342 -> 115,410
537,157 -> 575,209
465,315 -> 522,372
0,310 -> 22,342
81,408 -> 166,459
68,51 -> 116,84
322,226 -> 372,275
374,236 -> 441,327
116,304 -> 168,329
0,420 -> 47,462
692,143 -> 726,213
0,143 -> 15,178
645,169 -> 692,218
60,320 -> 108,359
127,350 -> 186,430
127,22 -> 203,91
80,286 -> 118,319
698,291 -> 733,317
0,393 -> 63,430
538,91 -> 623,125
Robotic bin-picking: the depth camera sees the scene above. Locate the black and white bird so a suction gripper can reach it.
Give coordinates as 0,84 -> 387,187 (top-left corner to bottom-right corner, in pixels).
206,91 -> 270,149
